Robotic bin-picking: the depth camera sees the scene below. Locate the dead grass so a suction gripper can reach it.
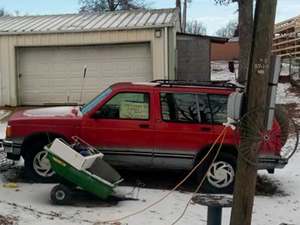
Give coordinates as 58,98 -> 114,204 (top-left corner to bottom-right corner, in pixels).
256,175 -> 287,196
0,215 -> 18,225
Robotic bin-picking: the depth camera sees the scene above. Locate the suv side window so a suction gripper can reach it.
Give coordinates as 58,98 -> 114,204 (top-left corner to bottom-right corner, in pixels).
208,94 -> 228,124
197,94 -> 212,123
160,93 -> 212,123
96,92 -> 150,120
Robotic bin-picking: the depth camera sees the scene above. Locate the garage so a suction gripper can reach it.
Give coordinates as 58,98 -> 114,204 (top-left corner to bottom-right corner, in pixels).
0,8 -> 178,106
18,43 -> 152,105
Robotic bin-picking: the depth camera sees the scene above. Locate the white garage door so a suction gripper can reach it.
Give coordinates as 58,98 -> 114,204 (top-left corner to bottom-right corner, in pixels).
18,43 -> 152,105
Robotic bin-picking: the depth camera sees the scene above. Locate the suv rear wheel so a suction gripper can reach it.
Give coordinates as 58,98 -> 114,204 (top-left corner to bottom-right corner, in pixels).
23,138 -> 55,182
197,152 -> 236,194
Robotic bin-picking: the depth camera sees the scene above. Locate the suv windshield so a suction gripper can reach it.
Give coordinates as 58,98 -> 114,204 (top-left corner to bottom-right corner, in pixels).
81,88 -> 112,114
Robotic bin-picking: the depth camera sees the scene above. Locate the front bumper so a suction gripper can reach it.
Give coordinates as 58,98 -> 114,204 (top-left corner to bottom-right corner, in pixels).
2,139 -> 23,160
257,156 -> 288,170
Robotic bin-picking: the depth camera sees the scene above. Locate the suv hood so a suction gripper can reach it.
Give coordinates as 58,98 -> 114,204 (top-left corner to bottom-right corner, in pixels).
23,107 -> 80,117
9,106 -> 82,122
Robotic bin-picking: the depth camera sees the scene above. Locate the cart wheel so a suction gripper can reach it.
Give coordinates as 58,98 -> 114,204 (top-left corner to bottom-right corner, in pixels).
50,184 -> 73,205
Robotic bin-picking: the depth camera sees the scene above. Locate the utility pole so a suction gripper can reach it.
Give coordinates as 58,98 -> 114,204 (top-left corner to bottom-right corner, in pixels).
176,0 -> 182,30
237,0 -> 253,84
182,0 -> 187,32
230,1 -> 278,225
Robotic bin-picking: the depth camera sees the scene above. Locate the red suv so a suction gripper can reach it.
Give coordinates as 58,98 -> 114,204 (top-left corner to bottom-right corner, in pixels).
3,81 -> 287,193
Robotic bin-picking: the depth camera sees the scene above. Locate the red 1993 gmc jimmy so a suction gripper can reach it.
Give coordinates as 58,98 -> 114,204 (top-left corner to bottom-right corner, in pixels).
3,80 -> 288,193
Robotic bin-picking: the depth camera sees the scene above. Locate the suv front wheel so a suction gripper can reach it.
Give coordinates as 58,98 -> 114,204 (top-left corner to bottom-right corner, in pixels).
23,139 -> 55,182
197,152 -> 236,194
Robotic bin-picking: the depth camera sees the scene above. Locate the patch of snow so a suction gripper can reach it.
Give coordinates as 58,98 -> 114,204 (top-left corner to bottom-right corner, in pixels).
276,82 -> 299,105
23,107 -> 80,117
211,61 -> 238,81
0,158 -> 299,225
0,122 -> 6,140
0,109 -> 10,140
254,151 -> 300,225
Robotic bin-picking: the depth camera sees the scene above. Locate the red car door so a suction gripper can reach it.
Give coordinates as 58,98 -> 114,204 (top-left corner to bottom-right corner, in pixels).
81,90 -> 155,168
153,90 -> 215,170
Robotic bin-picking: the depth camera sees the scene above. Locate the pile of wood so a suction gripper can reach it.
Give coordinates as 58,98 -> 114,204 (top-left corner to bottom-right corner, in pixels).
273,15 -> 300,58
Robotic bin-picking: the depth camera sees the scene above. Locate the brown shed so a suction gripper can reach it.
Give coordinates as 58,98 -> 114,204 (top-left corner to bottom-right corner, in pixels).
211,37 -> 240,61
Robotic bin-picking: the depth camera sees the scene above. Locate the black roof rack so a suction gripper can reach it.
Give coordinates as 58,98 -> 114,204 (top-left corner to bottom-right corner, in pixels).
151,80 -> 242,89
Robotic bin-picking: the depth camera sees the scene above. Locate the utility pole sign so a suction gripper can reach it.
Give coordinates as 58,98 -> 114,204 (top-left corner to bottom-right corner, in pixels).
230,1 -> 278,225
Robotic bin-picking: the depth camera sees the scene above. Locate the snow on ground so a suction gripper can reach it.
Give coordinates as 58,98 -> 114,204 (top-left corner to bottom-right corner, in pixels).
0,122 -> 6,140
276,82 -> 299,105
0,63 -> 299,225
0,161 -> 300,225
211,61 -> 238,81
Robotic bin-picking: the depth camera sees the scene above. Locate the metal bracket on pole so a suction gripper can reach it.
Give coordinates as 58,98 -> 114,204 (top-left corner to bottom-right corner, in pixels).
266,55 -> 281,130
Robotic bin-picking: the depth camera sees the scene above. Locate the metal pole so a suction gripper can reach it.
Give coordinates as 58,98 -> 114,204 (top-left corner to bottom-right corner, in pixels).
207,206 -> 222,225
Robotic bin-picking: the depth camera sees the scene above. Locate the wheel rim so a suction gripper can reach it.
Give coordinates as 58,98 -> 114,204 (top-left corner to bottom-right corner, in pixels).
33,150 -> 55,178
207,161 -> 235,189
55,190 -> 66,201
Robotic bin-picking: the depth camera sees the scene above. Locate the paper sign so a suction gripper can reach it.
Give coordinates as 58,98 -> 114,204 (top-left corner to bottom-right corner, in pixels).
120,102 -> 148,119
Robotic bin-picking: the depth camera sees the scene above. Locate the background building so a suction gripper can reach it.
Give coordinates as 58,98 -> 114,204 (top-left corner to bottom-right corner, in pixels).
0,9 -> 179,106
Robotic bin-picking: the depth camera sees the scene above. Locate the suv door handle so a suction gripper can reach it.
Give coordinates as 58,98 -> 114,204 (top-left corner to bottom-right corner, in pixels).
139,124 -> 150,129
200,127 -> 211,132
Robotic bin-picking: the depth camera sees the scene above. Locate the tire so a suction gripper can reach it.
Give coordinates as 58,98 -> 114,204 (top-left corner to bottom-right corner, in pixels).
275,104 -> 289,146
50,184 -> 73,205
23,139 -> 56,182
197,152 -> 236,194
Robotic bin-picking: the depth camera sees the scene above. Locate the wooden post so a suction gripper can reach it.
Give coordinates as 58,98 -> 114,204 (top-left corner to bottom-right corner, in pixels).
229,1 -> 277,225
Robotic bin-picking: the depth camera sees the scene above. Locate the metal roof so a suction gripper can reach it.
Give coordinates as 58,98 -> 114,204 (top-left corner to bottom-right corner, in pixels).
0,8 -> 178,35
177,32 -> 228,43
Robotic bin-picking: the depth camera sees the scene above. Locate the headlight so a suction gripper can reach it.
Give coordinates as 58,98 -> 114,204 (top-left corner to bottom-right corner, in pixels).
5,125 -> 12,138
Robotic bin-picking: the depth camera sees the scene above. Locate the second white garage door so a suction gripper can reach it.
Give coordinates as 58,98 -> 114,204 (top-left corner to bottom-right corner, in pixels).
18,43 -> 152,105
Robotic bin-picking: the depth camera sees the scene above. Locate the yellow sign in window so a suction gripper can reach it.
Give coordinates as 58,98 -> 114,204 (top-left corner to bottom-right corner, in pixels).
120,102 -> 149,119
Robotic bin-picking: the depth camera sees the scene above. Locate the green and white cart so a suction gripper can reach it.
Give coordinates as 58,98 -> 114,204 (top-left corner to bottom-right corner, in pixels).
45,137 -> 123,205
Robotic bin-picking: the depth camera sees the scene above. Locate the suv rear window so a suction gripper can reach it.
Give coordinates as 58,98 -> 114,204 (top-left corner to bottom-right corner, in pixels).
160,92 -> 227,124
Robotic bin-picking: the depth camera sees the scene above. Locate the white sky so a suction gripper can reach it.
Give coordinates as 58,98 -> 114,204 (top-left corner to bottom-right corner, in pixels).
0,0 -> 298,35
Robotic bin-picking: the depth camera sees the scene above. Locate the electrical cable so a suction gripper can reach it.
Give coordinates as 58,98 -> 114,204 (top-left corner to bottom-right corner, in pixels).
170,129 -> 227,225
93,127 -> 228,225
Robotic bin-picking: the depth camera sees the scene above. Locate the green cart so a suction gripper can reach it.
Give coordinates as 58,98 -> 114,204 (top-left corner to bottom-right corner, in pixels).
45,137 -> 123,205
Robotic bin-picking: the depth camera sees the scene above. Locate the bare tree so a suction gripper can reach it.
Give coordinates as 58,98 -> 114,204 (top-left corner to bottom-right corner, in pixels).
214,0 -> 253,83
0,8 -> 9,16
216,20 -> 238,38
79,0 -> 147,12
186,20 -> 207,35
